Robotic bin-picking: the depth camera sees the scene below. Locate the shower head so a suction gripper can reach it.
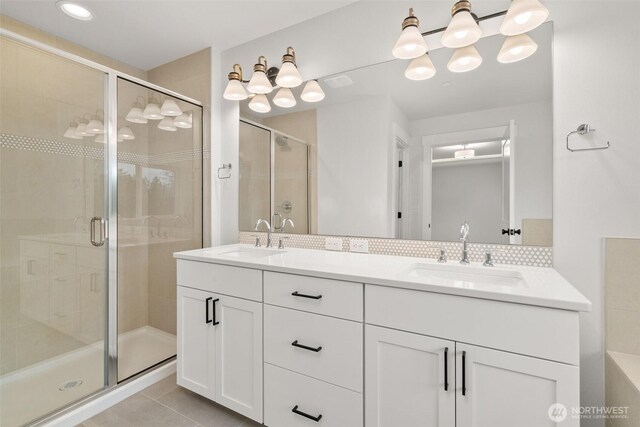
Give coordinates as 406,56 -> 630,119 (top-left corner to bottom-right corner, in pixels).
275,135 -> 289,146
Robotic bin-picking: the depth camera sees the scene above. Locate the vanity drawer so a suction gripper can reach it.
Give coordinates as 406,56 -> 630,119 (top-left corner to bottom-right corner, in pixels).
264,363 -> 363,427
264,271 -> 363,321
50,243 -> 77,265
264,305 -> 363,392
176,259 -> 262,301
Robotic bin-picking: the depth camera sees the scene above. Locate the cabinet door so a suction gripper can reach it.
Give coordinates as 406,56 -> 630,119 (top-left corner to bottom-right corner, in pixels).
215,295 -> 263,423
456,343 -> 579,427
177,286 -> 216,399
365,325 -> 455,427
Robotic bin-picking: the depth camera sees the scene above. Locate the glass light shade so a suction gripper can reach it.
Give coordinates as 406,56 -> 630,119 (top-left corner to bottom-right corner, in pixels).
273,87 -> 297,108
64,124 -> 82,139
223,79 -> 248,100
300,80 -> 325,103
160,99 -> 182,116
174,112 -> 192,129
86,118 -> 104,134
405,54 -> 437,80
392,25 -> 428,59
441,11 -> 482,48
275,61 -> 303,88
126,106 -> 147,123
75,122 -> 94,137
498,33 -> 538,63
247,70 -> 273,94
118,127 -> 135,140
158,117 -> 177,131
500,0 -> 549,36
94,134 -> 105,144
447,45 -> 483,73
143,101 -> 163,120
455,148 -> 475,159
248,94 -> 271,113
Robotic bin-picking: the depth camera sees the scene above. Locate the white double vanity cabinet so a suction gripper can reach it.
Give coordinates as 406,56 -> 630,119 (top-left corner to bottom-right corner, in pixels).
174,245 -> 591,427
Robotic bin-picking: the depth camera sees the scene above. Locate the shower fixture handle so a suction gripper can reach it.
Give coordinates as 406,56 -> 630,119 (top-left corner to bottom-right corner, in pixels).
90,217 -> 106,247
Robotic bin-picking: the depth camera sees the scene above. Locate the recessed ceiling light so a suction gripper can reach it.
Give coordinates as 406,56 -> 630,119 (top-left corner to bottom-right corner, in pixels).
56,1 -> 93,21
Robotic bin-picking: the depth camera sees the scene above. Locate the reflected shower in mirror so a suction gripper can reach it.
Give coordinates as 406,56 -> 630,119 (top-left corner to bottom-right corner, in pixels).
239,23 -> 552,246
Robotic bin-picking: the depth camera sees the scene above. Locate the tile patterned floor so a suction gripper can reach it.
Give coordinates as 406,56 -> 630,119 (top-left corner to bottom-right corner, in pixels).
79,374 -> 261,427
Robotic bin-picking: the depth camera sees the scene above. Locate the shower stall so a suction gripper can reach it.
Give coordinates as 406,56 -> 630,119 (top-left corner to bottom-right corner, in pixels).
0,33 -> 204,426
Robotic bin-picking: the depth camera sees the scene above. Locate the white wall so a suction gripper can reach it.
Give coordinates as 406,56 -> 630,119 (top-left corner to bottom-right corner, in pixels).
217,2 -> 640,422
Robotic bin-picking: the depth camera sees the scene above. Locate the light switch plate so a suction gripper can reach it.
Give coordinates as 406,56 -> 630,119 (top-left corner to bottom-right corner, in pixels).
350,239 -> 369,253
325,237 -> 343,251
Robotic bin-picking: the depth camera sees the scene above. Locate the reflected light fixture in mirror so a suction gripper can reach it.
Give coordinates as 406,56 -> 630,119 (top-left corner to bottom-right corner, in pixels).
160,99 -> 182,116
118,126 -> 135,140
249,94 -> 272,113
75,117 -> 93,136
158,116 -> 177,131
56,1 -> 93,21
223,64 -> 248,100
247,56 -> 273,94
174,112 -> 193,128
447,45 -> 483,72
441,1 -> 482,49
64,120 -> 82,139
143,97 -> 163,120
498,33 -> 538,63
300,80 -> 325,102
454,145 -> 476,159
405,54 -> 437,80
126,97 -> 148,123
501,0 -> 549,35
275,47 -> 303,88
392,8 -> 428,59
273,87 -> 297,108
86,111 -> 104,134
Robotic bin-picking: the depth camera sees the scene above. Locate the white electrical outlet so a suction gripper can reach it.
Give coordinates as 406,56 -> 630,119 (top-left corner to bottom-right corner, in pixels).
325,237 -> 343,251
350,239 -> 369,253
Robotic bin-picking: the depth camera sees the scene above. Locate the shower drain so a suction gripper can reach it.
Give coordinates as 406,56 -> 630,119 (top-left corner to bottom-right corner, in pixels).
58,379 -> 83,391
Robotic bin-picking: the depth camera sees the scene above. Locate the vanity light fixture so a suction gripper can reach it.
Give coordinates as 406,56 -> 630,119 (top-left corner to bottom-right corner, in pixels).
75,117 -> 93,137
454,145 -> 476,159
117,127 -> 135,140
300,80 -> 325,103
392,8 -> 429,59
273,87 -> 297,108
223,64 -> 249,100
404,54 -> 437,80
142,96 -> 163,120
447,45 -> 483,72
86,111 -> 104,134
500,0 -> 549,36
56,1 -> 93,21
160,99 -> 182,117
126,97 -> 148,123
275,47 -> 303,88
174,112 -> 193,129
63,120 -> 83,139
497,33 -> 538,63
441,1 -> 482,49
247,56 -> 273,94
158,116 -> 177,131
249,94 -> 272,113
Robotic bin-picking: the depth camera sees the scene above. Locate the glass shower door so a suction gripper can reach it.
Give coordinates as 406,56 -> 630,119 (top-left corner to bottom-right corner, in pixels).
0,37 -> 108,426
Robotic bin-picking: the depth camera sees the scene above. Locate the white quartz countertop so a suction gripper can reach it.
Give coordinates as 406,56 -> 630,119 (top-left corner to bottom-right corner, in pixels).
174,244 -> 591,312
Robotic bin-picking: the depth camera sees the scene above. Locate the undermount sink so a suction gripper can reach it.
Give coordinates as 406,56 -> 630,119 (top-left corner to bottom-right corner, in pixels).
215,247 -> 286,259
403,263 -> 527,289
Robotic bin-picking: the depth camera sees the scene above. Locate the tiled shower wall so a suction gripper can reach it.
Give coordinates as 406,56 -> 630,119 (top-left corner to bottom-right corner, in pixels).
239,231 -> 553,267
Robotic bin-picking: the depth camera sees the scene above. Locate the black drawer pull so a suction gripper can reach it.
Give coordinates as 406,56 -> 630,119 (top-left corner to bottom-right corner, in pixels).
212,298 -> 220,325
291,340 -> 322,352
462,350 -> 467,396
292,405 -> 322,422
292,291 -> 322,300
444,347 -> 449,391
205,297 -> 212,324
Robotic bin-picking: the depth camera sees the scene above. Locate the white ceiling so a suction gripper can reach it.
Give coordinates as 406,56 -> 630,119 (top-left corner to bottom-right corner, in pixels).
0,0 -> 355,70
243,23 -> 552,121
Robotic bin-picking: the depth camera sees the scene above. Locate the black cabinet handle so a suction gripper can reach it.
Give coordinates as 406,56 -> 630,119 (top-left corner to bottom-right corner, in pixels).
462,350 -> 467,396
444,347 -> 449,391
291,340 -> 322,352
212,298 -> 220,325
205,297 -> 212,324
292,291 -> 322,300
292,405 -> 322,422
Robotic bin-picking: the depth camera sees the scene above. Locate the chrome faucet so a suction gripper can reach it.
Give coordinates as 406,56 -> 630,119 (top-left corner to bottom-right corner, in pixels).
460,221 -> 470,264
278,218 -> 295,249
254,219 -> 272,248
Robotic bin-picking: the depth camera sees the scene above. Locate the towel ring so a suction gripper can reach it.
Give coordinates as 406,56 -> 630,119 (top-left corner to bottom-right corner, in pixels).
566,124 -> 610,152
217,163 -> 232,179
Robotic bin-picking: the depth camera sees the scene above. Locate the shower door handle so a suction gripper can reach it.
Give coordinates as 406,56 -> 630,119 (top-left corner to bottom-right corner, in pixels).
90,217 -> 106,247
